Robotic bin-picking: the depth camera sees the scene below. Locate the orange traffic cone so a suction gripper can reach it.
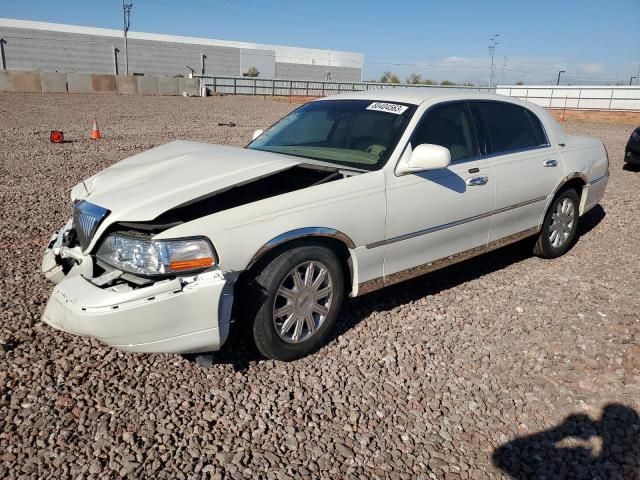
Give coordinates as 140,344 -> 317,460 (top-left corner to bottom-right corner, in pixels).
90,120 -> 101,140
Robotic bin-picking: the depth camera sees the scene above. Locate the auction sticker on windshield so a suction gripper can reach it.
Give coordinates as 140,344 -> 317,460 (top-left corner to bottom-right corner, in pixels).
366,102 -> 409,115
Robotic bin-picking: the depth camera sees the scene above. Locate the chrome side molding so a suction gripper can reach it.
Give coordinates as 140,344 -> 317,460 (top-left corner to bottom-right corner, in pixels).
366,197 -> 546,250
357,226 -> 541,296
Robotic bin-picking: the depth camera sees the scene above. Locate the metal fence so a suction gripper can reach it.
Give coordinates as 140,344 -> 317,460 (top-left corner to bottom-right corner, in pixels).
496,85 -> 640,111
196,77 -> 640,111
197,75 -> 494,97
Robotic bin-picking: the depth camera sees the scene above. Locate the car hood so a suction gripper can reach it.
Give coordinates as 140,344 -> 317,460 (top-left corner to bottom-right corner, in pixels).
72,140 -> 302,223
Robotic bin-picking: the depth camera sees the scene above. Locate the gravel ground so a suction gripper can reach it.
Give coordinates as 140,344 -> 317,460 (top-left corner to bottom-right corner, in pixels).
1,93 -> 639,479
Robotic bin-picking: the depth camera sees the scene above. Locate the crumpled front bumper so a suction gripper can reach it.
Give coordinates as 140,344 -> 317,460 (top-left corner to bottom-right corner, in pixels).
41,224 -> 233,353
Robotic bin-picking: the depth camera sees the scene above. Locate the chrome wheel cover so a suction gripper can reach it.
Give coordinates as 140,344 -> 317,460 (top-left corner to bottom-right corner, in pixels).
272,261 -> 334,344
549,197 -> 575,248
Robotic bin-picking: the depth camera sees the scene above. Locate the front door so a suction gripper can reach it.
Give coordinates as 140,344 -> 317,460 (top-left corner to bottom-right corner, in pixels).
381,101 -> 496,281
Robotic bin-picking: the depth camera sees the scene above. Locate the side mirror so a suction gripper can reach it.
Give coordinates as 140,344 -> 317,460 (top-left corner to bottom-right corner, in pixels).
396,144 -> 451,175
252,129 -> 264,140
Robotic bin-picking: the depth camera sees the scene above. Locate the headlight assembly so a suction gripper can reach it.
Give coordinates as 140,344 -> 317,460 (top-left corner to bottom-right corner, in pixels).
96,234 -> 216,276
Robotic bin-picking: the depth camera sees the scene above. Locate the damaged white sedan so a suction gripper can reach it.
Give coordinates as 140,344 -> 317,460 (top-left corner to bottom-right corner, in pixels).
42,91 -> 609,360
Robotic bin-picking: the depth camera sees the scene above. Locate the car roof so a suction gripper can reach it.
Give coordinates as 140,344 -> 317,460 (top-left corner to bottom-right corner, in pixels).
314,88 -> 569,144
314,88 -> 520,106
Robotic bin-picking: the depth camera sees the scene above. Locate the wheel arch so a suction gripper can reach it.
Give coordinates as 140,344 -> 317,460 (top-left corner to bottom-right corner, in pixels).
553,172 -> 588,214
243,228 -> 356,295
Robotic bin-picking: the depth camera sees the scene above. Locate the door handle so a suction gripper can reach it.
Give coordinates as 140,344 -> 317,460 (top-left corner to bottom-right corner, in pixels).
543,159 -> 558,167
465,175 -> 489,186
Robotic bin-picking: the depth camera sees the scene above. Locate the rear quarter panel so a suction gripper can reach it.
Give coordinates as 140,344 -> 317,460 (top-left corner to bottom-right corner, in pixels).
558,136 -> 608,184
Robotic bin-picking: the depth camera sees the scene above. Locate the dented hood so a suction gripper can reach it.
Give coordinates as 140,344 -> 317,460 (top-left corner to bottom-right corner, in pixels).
72,140 -> 301,223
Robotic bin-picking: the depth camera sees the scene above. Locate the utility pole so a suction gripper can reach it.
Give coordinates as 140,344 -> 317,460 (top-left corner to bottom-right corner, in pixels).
122,0 -> 133,75
501,56 -> 508,84
488,34 -> 499,87
556,70 -> 565,86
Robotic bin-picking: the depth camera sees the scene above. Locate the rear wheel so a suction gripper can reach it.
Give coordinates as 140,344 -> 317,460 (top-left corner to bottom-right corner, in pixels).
533,188 -> 579,258
245,245 -> 344,361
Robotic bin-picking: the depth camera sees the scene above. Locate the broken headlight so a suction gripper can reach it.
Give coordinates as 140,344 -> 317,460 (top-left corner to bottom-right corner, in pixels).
96,234 -> 216,276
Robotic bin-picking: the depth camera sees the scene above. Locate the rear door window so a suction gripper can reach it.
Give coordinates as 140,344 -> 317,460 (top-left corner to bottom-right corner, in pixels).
475,101 -> 548,154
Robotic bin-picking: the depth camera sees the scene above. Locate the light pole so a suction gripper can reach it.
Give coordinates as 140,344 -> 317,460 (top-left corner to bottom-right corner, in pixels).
630,76 -> 637,86
0,38 -> 6,71
556,70 -> 565,86
488,34 -> 499,87
122,0 -> 133,75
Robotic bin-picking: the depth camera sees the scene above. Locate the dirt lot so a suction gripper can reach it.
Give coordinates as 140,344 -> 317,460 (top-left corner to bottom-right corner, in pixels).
1,93 -> 639,479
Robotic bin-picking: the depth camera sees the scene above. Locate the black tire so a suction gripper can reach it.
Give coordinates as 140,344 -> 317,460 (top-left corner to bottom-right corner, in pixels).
245,245 -> 344,361
533,188 -> 579,259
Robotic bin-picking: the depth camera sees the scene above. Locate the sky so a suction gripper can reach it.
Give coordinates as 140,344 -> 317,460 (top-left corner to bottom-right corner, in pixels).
1,0 -> 639,85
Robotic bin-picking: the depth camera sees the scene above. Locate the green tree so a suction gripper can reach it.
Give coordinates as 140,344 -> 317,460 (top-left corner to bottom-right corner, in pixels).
243,67 -> 260,78
380,71 -> 400,83
406,73 -> 422,84
440,80 -> 456,86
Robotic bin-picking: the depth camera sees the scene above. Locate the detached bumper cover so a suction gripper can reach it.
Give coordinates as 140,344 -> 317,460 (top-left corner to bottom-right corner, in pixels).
42,270 -> 233,353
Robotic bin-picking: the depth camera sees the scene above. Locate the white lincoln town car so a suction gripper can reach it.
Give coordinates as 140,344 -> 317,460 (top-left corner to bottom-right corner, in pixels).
42,90 -> 609,360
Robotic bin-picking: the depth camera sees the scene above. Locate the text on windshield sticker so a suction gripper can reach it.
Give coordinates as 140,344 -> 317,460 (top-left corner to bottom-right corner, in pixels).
366,102 -> 409,115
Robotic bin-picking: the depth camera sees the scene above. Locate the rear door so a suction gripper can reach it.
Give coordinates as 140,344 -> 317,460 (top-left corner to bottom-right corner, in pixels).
471,101 -> 563,242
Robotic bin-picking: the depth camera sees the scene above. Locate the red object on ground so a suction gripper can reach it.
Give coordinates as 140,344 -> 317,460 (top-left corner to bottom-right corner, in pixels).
90,120 -> 101,140
50,131 -> 64,143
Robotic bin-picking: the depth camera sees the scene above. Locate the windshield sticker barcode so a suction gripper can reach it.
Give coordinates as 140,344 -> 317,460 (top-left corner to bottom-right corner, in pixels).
366,102 -> 408,115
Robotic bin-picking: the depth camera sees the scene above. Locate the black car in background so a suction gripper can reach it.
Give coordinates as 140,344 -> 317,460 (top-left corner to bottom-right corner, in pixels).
625,126 -> 640,165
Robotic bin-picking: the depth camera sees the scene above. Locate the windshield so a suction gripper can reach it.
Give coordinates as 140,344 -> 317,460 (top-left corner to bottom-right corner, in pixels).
247,99 -> 417,170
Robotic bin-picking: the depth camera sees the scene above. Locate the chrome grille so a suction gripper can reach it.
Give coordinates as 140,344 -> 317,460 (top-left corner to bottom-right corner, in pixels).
73,201 -> 109,250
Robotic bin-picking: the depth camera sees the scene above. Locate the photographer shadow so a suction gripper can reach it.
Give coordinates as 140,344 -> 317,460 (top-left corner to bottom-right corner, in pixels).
493,403 -> 640,479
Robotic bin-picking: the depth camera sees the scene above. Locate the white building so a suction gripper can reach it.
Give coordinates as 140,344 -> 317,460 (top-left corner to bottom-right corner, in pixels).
0,18 -> 363,82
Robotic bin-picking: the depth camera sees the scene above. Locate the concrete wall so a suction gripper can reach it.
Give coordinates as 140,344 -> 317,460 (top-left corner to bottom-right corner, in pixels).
67,73 -> 94,94
0,70 -> 200,96
496,85 -> 640,111
0,70 -> 41,92
40,72 -> 67,93
115,75 -> 137,95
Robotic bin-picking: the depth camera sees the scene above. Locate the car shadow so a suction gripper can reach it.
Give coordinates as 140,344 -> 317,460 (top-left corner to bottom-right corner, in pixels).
415,169 -> 467,193
185,205 -> 605,371
623,162 -> 640,172
577,204 -> 606,238
492,403 -> 640,479
334,204 -> 606,343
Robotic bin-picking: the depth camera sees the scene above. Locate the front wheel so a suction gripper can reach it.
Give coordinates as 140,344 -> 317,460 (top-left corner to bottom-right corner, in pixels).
245,245 -> 344,361
533,188 -> 579,259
